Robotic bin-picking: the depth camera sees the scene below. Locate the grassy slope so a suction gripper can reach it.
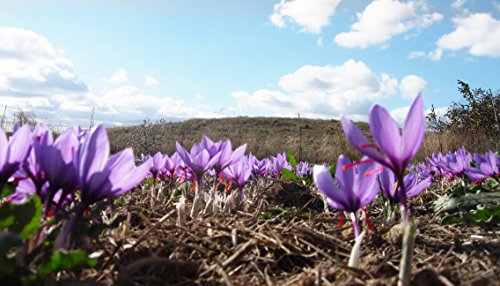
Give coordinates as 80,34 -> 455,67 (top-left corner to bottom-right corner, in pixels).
107,116 -> 472,164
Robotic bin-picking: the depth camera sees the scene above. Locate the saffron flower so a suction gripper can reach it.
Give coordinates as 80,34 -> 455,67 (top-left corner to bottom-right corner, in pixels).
56,124 -> 151,249
313,155 -> 380,267
76,125 -> 152,205
313,155 -> 380,237
466,150 -> 500,182
378,168 -> 432,204
0,125 -> 32,192
341,94 -> 425,217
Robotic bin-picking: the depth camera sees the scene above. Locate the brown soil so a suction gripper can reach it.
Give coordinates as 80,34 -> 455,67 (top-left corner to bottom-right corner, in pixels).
60,181 -> 500,285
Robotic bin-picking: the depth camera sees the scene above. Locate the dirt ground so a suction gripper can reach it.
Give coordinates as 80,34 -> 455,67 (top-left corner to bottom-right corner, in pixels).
61,181 -> 500,285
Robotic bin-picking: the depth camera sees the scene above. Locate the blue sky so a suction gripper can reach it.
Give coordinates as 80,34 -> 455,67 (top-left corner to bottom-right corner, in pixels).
0,0 -> 499,127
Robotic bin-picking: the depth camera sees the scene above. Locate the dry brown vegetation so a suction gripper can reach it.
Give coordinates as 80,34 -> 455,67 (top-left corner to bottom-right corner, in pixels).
63,180 -> 499,285
108,117 -> 495,164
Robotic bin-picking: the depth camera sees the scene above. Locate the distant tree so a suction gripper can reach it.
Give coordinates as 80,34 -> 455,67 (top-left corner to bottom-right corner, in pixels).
13,108 -> 38,129
427,80 -> 499,150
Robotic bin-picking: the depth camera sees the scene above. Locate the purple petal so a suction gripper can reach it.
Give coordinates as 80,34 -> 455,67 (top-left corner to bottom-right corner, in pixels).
313,165 -> 348,212
77,125 -> 110,184
369,105 -> 402,172
341,116 -> 386,164
402,94 -> 425,166
175,142 -> 192,166
8,124 -> 32,165
0,130 -> 7,169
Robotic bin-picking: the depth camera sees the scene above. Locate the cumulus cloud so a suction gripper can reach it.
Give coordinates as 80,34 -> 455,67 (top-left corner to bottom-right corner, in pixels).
144,75 -> 160,86
107,68 -> 127,84
0,27 -> 88,97
408,50 -> 426,59
270,0 -> 341,33
432,13 -> 500,59
399,75 -> 428,99
316,36 -> 324,47
451,0 -> 466,10
334,0 -> 443,48
231,59 -> 403,119
391,105 -> 447,125
0,27 -> 208,126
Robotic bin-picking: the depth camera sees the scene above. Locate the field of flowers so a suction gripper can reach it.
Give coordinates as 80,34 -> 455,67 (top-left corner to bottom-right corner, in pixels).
1,95 -> 498,285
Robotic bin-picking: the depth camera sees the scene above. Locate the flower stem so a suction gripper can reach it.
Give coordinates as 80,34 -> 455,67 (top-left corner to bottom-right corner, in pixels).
398,216 -> 416,286
350,212 -> 361,239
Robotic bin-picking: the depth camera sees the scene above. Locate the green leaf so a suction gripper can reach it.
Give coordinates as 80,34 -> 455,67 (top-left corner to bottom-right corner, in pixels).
281,168 -> 298,182
433,192 -> 500,213
329,164 -> 336,176
1,184 -> 15,200
0,196 -> 42,239
36,250 -> 96,277
0,232 -> 22,256
286,150 -> 297,169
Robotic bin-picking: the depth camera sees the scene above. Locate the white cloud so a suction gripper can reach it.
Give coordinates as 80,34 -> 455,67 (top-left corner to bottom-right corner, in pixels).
0,27 -> 210,126
399,75 -> 428,99
107,68 -> 127,84
334,0 -> 443,48
391,105 -> 447,125
316,36 -> 324,47
195,93 -> 204,100
270,0 -> 341,33
433,13 -> 500,58
408,50 -> 426,59
451,0 -> 466,10
144,75 -> 159,86
231,59 -> 403,119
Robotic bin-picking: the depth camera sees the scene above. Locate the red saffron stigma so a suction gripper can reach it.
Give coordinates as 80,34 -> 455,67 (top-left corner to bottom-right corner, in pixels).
363,208 -> 373,230
358,143 -> 377,149
342,158 -> 375,170
189,181 -> 196,193
224,181 -> 233,191
338,212 -> 345,228
364,165 -> 384,176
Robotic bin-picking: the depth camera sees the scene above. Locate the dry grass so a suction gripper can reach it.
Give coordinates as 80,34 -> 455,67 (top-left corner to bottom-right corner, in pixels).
108,117 -> 496,165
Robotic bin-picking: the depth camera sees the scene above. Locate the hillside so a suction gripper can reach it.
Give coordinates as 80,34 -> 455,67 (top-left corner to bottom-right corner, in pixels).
107,117 -> 363,163
107,116 -> 460,163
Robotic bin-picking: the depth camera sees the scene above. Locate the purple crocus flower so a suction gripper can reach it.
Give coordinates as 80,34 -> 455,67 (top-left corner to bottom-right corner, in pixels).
76,125 -> 152,205
150,152 -> 167,180
0,125 -> 32,192
176,141 -> 221,216
35,128 -> 79,212
201,135 -> 223,158
378,168 -> 432,204
56,124 -> 151,249
341,94 -> 425,218
466,150 -> 500,181
213,140 -> 247,175
296,161 -> 312,177
441,147 -> 472,177
269,152 -> 292,178
223,159 -> 252,190
313,155 -> 380,238
176,142 -> 221,180
341,94 -> 425,176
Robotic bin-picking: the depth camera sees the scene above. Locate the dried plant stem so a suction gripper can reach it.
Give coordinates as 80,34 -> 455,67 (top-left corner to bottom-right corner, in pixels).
398,217 -> 416,286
